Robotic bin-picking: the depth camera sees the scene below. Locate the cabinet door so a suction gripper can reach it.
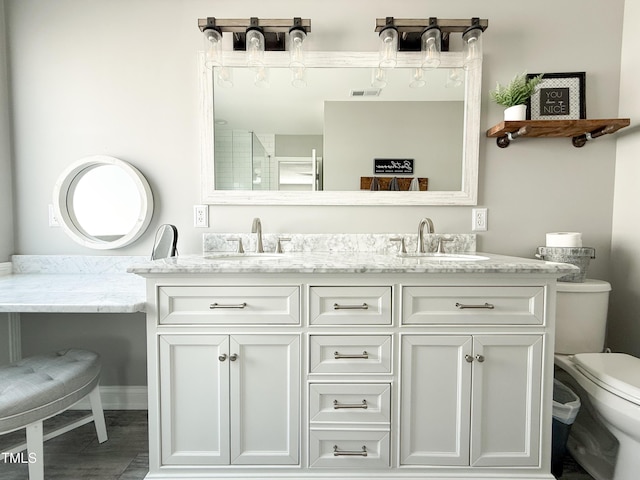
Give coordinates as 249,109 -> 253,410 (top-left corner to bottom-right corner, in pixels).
400,335 -> 472,466
159,335 -> 230,465
229,334 -> 300,465
470,335 -> 543,467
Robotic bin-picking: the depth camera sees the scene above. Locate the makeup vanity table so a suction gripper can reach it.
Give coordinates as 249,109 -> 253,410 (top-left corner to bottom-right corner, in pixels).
0,255 -> 146,363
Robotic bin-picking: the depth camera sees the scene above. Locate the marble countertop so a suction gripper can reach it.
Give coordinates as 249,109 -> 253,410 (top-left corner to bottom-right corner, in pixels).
0,273 -> 146,313
129,251 -> 579,276
0,255 -> 147,313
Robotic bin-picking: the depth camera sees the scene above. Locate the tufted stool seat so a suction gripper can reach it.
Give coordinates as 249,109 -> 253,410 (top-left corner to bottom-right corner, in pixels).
0,349 -> 108,480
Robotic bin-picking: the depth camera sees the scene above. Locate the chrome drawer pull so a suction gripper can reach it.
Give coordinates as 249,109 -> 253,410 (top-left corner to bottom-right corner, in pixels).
210,302 -> 247,309
334,351 -> 369,359
218,354 -> 228,362
465,354 -> 474,363
333,445 -> 368,457
333,302 -> 369,310
229,353 -> 238,362
333,399 -> 368,409
475,354 -> 485,363
455,302 -> 495,310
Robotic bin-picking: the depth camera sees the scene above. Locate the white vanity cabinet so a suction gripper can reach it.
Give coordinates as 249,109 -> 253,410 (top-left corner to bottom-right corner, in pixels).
400,334 -> 543,467
158,333 -> 300,466
136,262 -> 563,480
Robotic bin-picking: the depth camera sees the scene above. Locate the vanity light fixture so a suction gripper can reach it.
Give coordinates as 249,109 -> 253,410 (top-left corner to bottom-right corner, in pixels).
198,18 -> 311,62
198,17 -> 311,87
374,17 -> 488,65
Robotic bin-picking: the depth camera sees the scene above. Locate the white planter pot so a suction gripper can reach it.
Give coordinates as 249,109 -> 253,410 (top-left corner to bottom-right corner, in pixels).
504,104 -> 527,121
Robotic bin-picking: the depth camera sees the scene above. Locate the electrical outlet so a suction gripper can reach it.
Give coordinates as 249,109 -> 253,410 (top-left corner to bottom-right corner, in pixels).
48,204 -> 60,227
472,208 -> 488,232
194,205 -> 209,227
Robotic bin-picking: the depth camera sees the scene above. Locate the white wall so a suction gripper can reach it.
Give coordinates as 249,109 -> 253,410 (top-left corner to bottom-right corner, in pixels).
2,0 -> 631,383
609,0 -> 640,357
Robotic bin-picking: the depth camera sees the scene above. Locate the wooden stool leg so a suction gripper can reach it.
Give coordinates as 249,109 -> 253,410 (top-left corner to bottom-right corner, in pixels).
88,385 -> 108,443
25,421 -> 44,480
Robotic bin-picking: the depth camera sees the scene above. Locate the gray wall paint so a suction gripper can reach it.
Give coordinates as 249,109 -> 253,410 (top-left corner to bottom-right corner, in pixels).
323,101 -> 463,191
0,2 -> 14,262
2,0 -> 633,384
609,0 -> 640,358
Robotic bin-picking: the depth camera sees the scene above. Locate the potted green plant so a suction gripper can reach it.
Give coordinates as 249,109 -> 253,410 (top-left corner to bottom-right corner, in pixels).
490,73 -> 543,121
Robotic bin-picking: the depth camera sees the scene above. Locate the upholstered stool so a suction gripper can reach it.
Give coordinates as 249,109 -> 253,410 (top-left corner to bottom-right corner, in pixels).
0,349 -> 108,480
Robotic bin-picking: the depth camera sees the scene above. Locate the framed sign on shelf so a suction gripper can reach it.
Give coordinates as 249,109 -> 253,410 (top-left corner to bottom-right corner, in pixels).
526,72 -> 586,120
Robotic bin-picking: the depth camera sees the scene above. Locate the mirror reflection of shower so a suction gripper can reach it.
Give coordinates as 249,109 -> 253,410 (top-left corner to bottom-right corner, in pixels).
215,127 -> 321,191
214,129 -> 272,190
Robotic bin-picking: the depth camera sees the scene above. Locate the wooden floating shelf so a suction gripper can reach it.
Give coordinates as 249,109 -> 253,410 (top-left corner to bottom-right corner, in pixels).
486,118 -> 631,148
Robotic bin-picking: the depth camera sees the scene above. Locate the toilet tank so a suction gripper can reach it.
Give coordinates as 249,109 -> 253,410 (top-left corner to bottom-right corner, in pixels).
555,279 -> 611,354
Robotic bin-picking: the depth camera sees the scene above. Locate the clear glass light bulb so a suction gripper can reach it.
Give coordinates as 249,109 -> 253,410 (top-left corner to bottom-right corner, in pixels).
246,29 -> 265,69
289,29 -> 306,69
204,29 -> 223,69
378,28 -> 398,68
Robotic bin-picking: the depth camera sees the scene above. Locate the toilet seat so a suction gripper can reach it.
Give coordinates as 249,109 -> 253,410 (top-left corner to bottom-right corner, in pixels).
573,353 -> 640,406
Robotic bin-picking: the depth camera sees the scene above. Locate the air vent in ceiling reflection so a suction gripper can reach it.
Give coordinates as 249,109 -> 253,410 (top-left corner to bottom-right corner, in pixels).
349,88 -> 381,97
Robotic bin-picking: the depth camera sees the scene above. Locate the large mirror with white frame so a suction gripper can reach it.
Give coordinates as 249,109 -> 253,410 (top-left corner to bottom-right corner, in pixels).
200,51 -> 481,205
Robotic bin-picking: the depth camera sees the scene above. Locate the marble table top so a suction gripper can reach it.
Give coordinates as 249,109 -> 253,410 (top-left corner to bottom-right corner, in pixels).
0,255 -> 147,313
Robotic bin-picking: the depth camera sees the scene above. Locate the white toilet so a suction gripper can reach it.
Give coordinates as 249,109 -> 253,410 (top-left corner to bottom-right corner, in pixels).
554,279 -> 640,480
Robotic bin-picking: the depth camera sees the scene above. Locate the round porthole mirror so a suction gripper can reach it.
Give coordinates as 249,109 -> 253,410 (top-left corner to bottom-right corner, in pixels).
53,155 -> 154,249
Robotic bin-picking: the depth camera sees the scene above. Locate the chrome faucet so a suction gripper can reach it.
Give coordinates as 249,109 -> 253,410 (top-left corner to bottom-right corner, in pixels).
251,217 -> 264,253
417,217 -> 435,253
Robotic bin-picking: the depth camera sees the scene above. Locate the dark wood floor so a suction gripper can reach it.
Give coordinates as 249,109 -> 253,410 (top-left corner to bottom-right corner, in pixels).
0,410 -> 594,480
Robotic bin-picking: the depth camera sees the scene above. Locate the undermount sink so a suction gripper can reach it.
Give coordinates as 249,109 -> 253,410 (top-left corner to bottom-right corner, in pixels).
205,253 -> 285,260
398,253 -> 489,262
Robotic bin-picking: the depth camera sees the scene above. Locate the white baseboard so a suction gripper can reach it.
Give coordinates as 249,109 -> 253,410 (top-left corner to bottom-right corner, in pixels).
71,386 -> 148,410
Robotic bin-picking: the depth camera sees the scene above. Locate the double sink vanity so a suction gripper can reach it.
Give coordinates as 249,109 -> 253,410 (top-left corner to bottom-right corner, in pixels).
129,227 -> 576,480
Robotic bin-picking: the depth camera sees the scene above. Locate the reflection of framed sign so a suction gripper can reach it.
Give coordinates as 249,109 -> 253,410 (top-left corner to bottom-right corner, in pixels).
526,72 -> 586,120
374,158 -> 414,174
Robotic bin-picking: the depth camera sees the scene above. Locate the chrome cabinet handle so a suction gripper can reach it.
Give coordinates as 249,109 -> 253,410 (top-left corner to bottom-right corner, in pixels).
333,399 -> 368,410
333,303 -> 369,310
455,302 -> 495,310
218,354 -> 227,362
333,445 -> 368,457
334,351 -> 369,359
465,354 -> 486,363
229,353 -> 238,362
210,302 -> 247,309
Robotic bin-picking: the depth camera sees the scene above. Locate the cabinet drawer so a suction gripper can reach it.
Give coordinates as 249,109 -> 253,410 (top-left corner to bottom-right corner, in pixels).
309,335 -> 392,374
309,286 -> 392,325
309,384 -> 391,424
402,286 -> 544,325
158,286 -> 299,325
309,429 -> 390,468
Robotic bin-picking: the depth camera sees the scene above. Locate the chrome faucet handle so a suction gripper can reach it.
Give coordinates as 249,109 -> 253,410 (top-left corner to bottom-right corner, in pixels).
226,237 -> 244,253
436,237 -> 455,254
275,237 -> 291,253
390,237 -> 407,254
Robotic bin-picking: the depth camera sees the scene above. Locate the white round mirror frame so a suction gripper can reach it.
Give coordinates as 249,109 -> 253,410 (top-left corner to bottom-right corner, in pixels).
53,155 -> 154,249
